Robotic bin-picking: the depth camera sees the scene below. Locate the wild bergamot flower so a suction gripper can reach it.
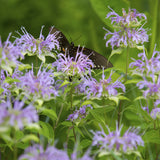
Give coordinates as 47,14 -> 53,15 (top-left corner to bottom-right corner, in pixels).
53,46 -> 94,78
104,7 -> 148,49
17,64 -> 58,99
91,123 -> 144,153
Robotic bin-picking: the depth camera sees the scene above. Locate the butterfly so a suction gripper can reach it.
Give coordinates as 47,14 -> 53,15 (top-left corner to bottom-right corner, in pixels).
50,27 -> 113,69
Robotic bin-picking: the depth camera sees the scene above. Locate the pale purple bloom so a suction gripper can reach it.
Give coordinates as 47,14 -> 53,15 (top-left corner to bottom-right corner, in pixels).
0,69 -> 22,97
82,71 -> 125,98
71,149 -> 93,160
137,75 -> 160,98
53,47 -> 94,77
0,33 -> 23,68
107,7 -> 147,26
19,144 -> 69,160
104,7 -> 148,49
142,106 -> 149,113
0,102 -> 9,124
91,123 -> 144,153
15,26 -> 59,55
0,100 -> 38,129
67,105 -> 93,122
150,108 -> 160,119
18,64 -> 58,99
130,47 -> 160,76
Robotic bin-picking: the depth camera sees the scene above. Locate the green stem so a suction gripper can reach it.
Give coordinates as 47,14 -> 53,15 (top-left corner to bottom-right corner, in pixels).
54,104 -> 64,131
70,83 -> 73,110
72,122 -> 76,141
125,47 -> 129,81
150,0 -> 158,54
70,82 -> 76,141
36,56 -> 38,74
13,130 -> 17,160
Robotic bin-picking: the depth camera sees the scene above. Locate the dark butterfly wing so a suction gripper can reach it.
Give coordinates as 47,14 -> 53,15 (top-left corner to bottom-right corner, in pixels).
67,46 -> 113,69
50,27 -> 70,51
50,27 -> 113,69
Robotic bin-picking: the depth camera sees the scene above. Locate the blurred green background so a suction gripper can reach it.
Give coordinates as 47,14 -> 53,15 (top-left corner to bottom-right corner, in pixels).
0,0 -> 159,65
0,0 -> 110,56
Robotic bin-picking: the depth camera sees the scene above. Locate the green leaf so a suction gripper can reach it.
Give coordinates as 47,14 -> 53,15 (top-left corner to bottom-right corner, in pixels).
134,96 -> 146,101
37,54 -> 46,63
125,79 -> 141,85
39,108 -> 57,122
15,130 -> 24,141
136,45 -> 145,50
108,96 -> 119,106
39,121 -> 54,139
0,87 -> 4,94
60,121 -> 72,127
21,134 -> 39,143
1,62 -> 13,74
18,64 -> 32,71
4,77 -> 20,84
143,130 -> 160,144
60,80 -> 70,88
81,100 -> 95,106
80,139 -> 92,148
25,123 -> 41,132
108,48 -> 123,61
118,95 -> 130,101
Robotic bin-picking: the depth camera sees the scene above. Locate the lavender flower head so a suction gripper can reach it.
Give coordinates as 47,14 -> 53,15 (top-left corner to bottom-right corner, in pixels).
91,123 -> 144,153
150,108 -> 160,119
82,71 -> 125,98
130,47 -> 160,77
0,34 -> 23,72
71,148 -> 93,160
0,69 -> 23,98
137,75 -> 160,98
67,105 -> 93,122
104,7 -> 148,49
18,64 -> 58,99
19,144 -> 69,160
15,26 -> 59,55
53,47 -> 94,78
0,99 -> 38,129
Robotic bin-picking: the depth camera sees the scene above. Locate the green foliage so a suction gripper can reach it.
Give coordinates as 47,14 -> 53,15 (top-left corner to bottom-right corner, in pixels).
1,0 -> 160,159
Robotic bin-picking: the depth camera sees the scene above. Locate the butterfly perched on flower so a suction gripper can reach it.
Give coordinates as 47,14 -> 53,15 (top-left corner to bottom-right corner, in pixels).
50,27 -> 113,69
